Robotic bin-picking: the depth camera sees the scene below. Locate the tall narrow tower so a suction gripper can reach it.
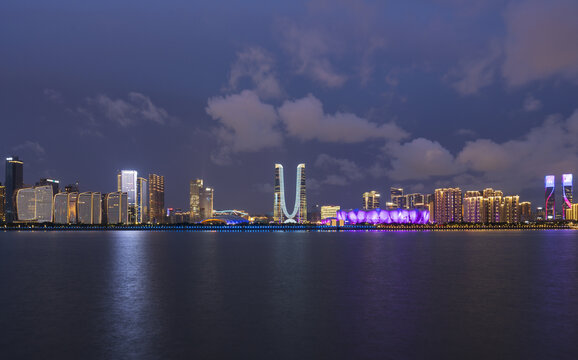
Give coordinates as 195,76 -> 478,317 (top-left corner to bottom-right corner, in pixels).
562,174 -> 573,219
545,175 -> 555,220
273,163 -> 307,223
5,156 -> 24,223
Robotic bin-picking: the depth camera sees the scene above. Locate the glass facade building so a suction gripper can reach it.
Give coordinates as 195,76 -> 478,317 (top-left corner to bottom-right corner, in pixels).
189,179 -> 204,223
118,170 -> 138,224
545,175 -> 555,220
149,174 -> 165,224
0,184 -> 5,222
106,192 -> 128,225
273,163 -> 307,223
5,156 -> 24,223
562,174 -> 573,219
362,191 -> 380,210
137,177 -> 149,224
16,188 -> 36,221
77,192 -> 102,224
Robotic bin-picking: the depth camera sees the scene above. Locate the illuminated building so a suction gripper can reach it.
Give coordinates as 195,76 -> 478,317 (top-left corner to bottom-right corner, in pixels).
520,202 -> 532,222
5,156 -> 24,223
65,183 -> 79,193
321,205 -> 340,219
36,178 -> 59,195
273,163 -> 307,223
486,196 -> 503,223
545,175 -> 555,220
106,192 -> 128,224
200,187 -> 214,221
0,183 -> 5,222
362,191 -> 380,210
463,196 -> 486,223
502,196 -> 520,223
562,174 -> 573,219
465,191 -> 481,198
535,207 -> 545,221
434,188 -> 462,223
77,192 -> 102,224
148,174 -> 164,224
190,179 -> 204,223
565,203 -> 578,221
405,193 -> 425,208
54,193 -> 71,224
390,187 -> 403,202
337,208 -> 429,224
15,185 -> 53,223
137,177 -> 149,224
118,170 -> 138,224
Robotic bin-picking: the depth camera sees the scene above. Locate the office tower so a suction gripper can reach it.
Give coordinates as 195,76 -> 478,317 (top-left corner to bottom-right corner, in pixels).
54,193 -> 70,224
77,192 -> 102,224
118,170 -> 138,224
502,196 -> 520,223
137,177 -> 149,224
190,179 -> 204,223
0,183 -> 5,222
36,178 -> 59,195
362,191 -> 381,210
106,192 -> 128,224
14,185 -> 53,223
463,196 -> 486,223
545,175 -> 555,220
562,174 -> 573,219
520,202 -> 532,222
434,188 -> 462,223
321,205 -> 340,219
273,163 -> 307,223
405,193 -> 425,208
5,156 -> 24,223
148,174 -> 165,224
200,187 -> 214,220
35,185 -> 53,223
65,183 -> 79,193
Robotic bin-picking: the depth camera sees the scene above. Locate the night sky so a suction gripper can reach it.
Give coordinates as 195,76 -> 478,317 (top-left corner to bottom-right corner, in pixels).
1,0 -> 578,213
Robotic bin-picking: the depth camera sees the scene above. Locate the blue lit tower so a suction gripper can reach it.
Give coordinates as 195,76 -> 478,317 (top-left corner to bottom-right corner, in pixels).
562,174 -> 573,219
545,175 -> 555,220
274,163 -> 307,223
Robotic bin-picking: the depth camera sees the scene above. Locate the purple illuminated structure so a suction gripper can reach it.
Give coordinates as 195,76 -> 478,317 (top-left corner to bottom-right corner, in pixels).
336,208 -> 430,224
545,175 -> 555,220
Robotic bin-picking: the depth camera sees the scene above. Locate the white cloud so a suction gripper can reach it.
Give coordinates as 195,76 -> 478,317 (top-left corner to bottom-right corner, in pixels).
278,94 -> 408,143
206,90 -> 282,154
13,141 -> 46,160
315,154 -> 364,185
228,47 -> 283,99
43,88 -> 63,103
523,94 -> 543,112
447,43 -> 501,95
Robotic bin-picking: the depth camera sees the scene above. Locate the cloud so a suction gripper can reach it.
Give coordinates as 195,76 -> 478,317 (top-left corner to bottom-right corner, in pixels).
13,141 -> 46,160
228,47 -> 283,99
43,88 -> 63,103
78,92 -> 174,128
314,154 -> 364,185
278,94 -> 408,143
206,90 -> 282,154
386,138 -> 462,180
281,24 -> 347,88
523,94 -> 542,112
456,128 -> 477,137
502,0 -> 578,86
447,43 -> 501,95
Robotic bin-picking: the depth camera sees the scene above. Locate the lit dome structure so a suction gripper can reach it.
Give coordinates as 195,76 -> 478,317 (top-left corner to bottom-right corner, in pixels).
200,214 -> 250,225
336,208 -> 430,224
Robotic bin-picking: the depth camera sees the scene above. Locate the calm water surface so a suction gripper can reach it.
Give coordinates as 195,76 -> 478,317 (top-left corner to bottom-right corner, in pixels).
0,230 -> 577,359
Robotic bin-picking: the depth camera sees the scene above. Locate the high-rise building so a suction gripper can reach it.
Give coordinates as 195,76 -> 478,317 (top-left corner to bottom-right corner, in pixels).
362,191 -> 381,210
321,205 -> 340,219
137,177 -> 149,224
15,185 -> 53,223
200,187 -> 214,220
520,202 -> 532,222
54,193 -> 71,224
106,192 -> 128,224
390,187 -> 403,202
65,183 -> 79,193
565,203 -> 578,221
545,175 -> 555,220
0,183 -> 5,222
405,193 -> 425,208
434,188 -> 462,223
463,196 -> 486,223
190,179 -> 204,223
273,163 -> 307,223
148,174 -> 165,224
465,191 -> 481,198
36,178 -> 59,195
118,170 -> 138,224
5,156 -> 24,223
486,196 -> 503,223
77,192 -> 102,224
502,196 -> 520,223
562,174 -> 573,219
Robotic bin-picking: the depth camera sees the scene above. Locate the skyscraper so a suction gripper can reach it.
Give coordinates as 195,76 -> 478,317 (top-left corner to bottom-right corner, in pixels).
362,191 -> 380,210
405,193 -> 425,208
0,183 -> 5,222
118,170 -> 138,224
273,163 -> 307,223
502,195 -> 520,223
200,187 -> 214,220
5,156 -> 23,223
519,202 -> 532,222
390,187 -> 404,208
434,188 -> 462,224
137,177 -> 149,224
545,175 -> 555,220
106,192 -> 128,224
463,196 -> 486,223
36,178 -> 59,195
149,174 -> 165,224
190,179 -> 204,223
562,174 -> 573,219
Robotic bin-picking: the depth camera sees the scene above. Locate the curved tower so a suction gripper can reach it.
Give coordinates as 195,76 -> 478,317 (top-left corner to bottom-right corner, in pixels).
545,175 -> 555,220
562,174 -> 573,219
274,163 -> 306,223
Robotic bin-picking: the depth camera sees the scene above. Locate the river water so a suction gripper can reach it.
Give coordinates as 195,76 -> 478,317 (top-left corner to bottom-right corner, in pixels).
0,230 -> 577,359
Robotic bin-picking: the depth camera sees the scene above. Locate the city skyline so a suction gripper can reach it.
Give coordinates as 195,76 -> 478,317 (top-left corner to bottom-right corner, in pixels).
2,1 -> 578,213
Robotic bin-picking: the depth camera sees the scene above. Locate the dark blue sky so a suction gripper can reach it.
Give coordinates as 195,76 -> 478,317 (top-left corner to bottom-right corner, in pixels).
1,0 -> 578,213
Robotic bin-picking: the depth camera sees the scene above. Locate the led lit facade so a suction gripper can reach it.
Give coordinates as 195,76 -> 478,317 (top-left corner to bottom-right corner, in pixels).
118,170 -> 138,224
502,195 -> 520,223
53,193 -> 71,224
520,201 -> 532,222
321,205 -> 340,220
137,177 -> 149,224
5,156 -> 24,223
190,179 -> 204,223
273,163 -> 307,223
77,192 -> 102,224
405,193 -> 425,208
562,174 -> 573,219
433,188 -> 462,224
106,192 -> 128,224
545,175 -> 555,220
200,187 -> 214,220
16,188 -> 36,221
565,203 -> 578,221
362,191 -> 380,210
336,208 -> 430,224
0,184 -> 5,222
149,174 -> 164,224
463,196 -> 486,223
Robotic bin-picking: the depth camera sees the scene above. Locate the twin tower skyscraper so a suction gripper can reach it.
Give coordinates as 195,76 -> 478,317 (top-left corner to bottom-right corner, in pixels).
274,163 -> 307,223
